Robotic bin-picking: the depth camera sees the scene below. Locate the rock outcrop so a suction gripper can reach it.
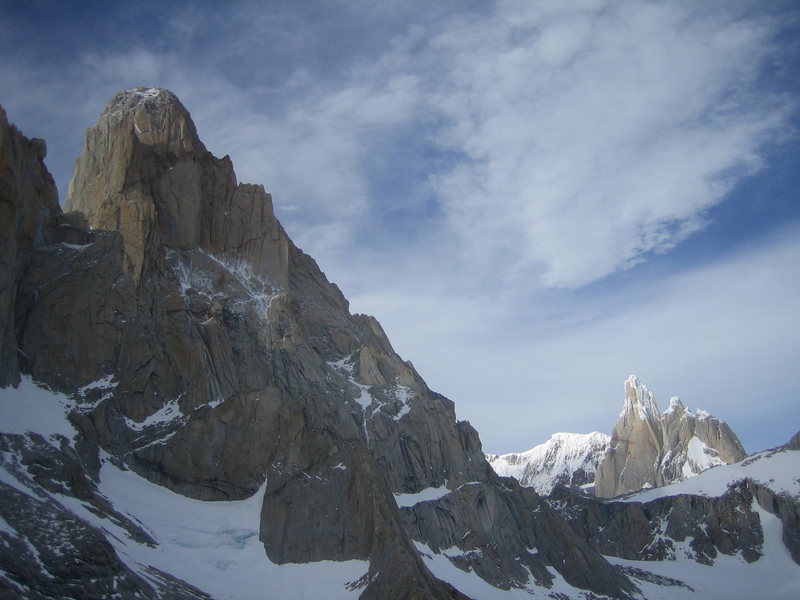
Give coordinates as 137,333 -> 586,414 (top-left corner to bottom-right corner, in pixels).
487,432 -> 610,495
0,90 -> 639,600
549,446 -> 800,570
595,375 -> 746,498
550,481 -> 765,565
0,106 -> 60,388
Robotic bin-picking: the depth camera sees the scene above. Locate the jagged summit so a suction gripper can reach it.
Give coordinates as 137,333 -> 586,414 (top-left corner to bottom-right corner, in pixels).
488,375 -> 745,499
65,86 -> 287,287
622,374 -> 660,420
103,87 -> 200,149
486,431 -> 610,495
595,375 -> 746,497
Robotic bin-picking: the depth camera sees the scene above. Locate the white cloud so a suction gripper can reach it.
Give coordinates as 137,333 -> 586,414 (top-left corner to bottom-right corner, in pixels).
416,1 -> 793,288
6,1 -> 792,286
357,226 -> 800,455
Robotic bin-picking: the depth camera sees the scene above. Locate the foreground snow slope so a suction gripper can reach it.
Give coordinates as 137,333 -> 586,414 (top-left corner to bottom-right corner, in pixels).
0,378 -> 368,600
91,461 -> 368,600
0,377 -> 633,600
3,376 -> 799,599
607,501 -> 800,600
614,445 -> 800,599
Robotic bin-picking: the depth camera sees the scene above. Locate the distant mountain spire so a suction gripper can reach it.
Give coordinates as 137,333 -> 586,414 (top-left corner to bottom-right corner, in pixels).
595,375 -> 746,497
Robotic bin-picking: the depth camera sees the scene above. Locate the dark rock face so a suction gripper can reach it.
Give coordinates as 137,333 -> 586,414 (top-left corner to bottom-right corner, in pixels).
399,478 -> 636,597
549,474 -> 800,568
0,90 -> 639,600
742,462 -> 800,565
0,106 -> 60,388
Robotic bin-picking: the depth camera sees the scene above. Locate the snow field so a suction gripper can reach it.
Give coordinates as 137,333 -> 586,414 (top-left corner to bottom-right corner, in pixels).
607,502 -> 800,600
628,447 -> 800,502
91,462 -> 369,600
0,378 -> 369,600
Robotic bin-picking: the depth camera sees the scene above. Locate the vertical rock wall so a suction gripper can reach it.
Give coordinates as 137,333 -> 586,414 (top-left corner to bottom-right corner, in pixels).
1,91 -> 640,600
0,106 -> 60,387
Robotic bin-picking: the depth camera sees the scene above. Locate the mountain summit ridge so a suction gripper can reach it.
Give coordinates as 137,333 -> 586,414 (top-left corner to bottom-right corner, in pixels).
487,431 -> 610,495
595,374 -> 746,497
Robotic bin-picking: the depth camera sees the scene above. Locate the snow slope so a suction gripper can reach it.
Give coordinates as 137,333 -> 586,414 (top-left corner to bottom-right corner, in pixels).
3,378 -> 798,600
610,445 -> 800,598
626,446 -> 800,503
0,378 -> 368,600
607,501 -> 800,600
87,460 -> 368,600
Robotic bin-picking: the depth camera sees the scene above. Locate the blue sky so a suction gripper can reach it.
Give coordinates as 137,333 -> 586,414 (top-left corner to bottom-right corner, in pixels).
2,0 -> 798,454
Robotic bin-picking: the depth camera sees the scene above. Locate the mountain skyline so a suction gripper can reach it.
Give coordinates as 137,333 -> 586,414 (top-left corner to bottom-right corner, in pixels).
1,0 -> 798,454
2,87 -> 798,598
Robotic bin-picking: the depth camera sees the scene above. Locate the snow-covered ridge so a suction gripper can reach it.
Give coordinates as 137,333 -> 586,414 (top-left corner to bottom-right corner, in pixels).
626,445 -> 800,503
487,432 -> 610,495
606,496 -> 800,600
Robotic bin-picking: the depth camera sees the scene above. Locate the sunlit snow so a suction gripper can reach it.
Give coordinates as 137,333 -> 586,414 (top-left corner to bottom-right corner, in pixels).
627,448 -> 800,502
87,461 -> 369,600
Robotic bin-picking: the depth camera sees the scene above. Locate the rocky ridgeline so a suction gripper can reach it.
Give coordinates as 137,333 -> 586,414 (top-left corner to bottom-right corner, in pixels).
594,375 -> 746,498
549,442 -> 800,575
0,90 -> 637,599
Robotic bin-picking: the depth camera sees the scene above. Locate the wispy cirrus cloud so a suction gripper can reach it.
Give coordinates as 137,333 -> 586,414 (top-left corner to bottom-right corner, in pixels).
4,1 -> 793,290
359,225 -> 800,453
414,1 -> 794,288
